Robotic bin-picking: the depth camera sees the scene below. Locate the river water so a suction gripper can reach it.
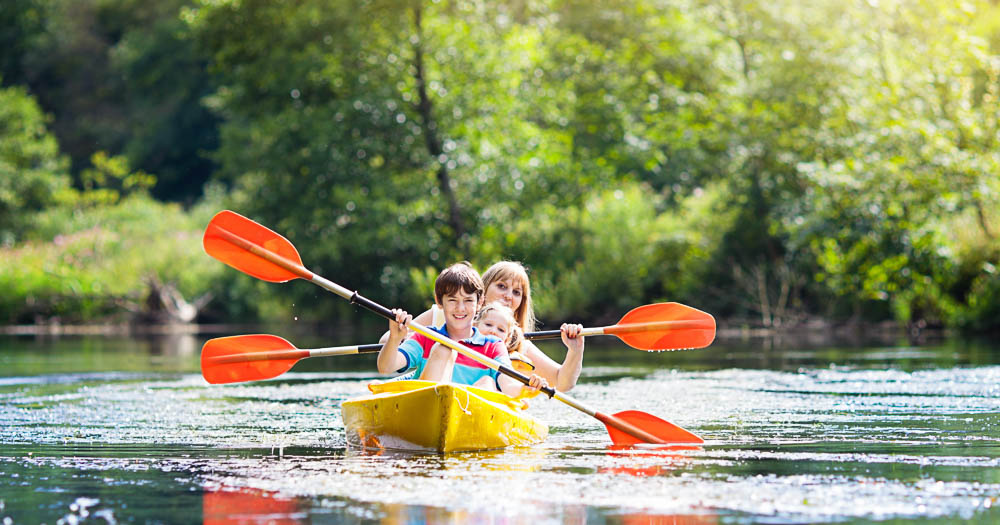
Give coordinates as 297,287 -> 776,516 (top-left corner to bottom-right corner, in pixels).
1,330 -> 998,524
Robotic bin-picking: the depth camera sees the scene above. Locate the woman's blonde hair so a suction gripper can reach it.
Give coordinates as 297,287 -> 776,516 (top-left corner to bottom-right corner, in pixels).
506,325 -> 524,354
481,261 -> 536,333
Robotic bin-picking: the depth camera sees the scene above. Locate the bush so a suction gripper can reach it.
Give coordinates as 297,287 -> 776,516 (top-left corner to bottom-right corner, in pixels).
492,183 -> 732,324
0,83 -> 71,245
958,270 -> 1000,332
0,194 -> 232,323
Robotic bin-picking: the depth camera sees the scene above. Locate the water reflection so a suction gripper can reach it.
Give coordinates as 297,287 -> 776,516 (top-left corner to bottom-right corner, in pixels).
3,332 -> 1000,523
203,488 -> 303,525
375,503 -> 583,525
346,445 -> 549,474
147,332 -> 199,358
616,515 -> 717,525
200,488 -> 718,525
600,445 -> 701,477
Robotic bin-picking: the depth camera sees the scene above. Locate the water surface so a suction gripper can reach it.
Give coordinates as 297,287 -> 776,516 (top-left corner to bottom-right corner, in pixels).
1,331 -> 998,523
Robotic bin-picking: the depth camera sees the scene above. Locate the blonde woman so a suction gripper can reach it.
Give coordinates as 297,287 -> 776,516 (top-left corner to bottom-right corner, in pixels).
480,262 -> 584,392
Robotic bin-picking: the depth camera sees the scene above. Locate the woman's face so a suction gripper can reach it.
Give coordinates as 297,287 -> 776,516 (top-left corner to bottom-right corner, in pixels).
476,310 -> 510,342
484,278 -> 524,311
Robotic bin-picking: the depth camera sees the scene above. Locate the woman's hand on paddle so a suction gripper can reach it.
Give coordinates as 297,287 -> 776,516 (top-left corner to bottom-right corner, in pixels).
388,309 -> 411,343
560,323 -> 585,354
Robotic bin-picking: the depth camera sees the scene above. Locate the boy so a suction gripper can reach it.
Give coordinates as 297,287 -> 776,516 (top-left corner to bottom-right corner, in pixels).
377,262 -> 545,396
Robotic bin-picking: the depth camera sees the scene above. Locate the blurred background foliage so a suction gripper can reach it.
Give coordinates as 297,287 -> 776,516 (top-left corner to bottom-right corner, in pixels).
1,0 -> 998,332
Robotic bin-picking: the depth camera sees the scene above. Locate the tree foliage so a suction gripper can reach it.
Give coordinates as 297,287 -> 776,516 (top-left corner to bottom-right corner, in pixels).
0,83 -> 70,246
2,0 -> 1000,331
5,0 -> 217,203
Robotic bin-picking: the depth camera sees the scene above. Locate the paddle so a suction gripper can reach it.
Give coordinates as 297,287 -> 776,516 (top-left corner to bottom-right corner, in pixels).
202,210 -> 704,445
203,334 -> 536,384
525,302 -> 714,351
201,334 -> 381,384
201,302 -> 714,383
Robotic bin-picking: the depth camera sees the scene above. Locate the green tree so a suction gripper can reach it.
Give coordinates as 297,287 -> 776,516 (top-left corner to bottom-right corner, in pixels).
9,0 -> 217,202
788,0 -> 1000,327
0,83 -> 71,245
185,0 -> 732,317
0,0 -> 50,85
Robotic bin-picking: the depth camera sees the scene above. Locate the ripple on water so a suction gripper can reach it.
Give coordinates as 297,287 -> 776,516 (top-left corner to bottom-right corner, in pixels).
1,366 -> 999,523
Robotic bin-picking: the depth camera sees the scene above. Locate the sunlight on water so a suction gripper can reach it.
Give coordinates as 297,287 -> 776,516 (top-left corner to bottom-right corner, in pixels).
1,338 -> 999,524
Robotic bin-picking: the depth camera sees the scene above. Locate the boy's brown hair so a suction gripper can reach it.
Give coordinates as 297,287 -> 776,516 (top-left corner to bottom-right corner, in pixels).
434,261 -> 484,304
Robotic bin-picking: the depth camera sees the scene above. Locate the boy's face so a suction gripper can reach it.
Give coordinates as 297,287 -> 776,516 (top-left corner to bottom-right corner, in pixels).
437,288 -> 479,334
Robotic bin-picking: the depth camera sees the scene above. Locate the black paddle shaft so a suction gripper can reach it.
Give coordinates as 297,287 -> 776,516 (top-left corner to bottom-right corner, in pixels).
524,329 -> 562,340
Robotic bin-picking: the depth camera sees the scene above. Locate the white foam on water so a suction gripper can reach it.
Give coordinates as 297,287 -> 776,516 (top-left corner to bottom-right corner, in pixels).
2,365 -> 999,522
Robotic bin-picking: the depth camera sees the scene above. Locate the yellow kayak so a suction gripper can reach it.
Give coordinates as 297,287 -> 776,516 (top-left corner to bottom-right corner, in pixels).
342,380 -> 548,453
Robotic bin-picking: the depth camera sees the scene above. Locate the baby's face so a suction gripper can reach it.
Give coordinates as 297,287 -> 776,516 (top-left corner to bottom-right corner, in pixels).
476,311 -> 510,342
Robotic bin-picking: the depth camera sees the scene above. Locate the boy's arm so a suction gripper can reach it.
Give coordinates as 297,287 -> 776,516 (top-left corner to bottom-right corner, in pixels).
419,343 -> 457,381
497,374 -> 523,396
377,309 -> 411,374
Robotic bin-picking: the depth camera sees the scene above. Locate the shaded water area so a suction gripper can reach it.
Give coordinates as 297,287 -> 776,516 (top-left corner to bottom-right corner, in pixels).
2,327 -> 999,523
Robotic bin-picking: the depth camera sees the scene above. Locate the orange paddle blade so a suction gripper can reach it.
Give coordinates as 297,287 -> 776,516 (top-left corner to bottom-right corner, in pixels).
603,410 -> 704,445
203,210 -> 306,283
201,335 -> 309,384
609,302 -> 716,351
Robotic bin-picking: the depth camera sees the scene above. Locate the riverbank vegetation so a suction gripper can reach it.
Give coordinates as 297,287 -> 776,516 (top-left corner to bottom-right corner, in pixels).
2,0 -> 999,332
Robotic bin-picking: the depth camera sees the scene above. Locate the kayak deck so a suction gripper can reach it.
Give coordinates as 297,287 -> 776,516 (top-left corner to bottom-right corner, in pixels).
342,380 -> 548,453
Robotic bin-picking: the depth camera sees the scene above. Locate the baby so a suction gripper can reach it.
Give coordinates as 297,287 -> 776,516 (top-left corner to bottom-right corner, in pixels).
473,302 -> 547,394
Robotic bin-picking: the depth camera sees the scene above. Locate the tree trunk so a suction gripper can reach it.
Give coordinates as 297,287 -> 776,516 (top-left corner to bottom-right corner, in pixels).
140,276 -> 213,324
975,198 -> 995,240
410,2 -> 466,244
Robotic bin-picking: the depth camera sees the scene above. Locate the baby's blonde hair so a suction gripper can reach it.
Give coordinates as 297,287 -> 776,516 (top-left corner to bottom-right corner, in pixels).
475,301 -> 519,351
